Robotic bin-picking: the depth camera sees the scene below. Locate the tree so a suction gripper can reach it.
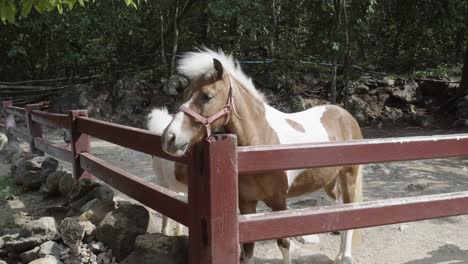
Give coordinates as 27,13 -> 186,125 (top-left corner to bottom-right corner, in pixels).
0,0 -> 138,24
461,43 -> 468,95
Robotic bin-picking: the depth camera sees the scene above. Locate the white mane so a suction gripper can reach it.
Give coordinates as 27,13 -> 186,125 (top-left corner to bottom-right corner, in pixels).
177,48 -> 265,102
147,107 -> 173,134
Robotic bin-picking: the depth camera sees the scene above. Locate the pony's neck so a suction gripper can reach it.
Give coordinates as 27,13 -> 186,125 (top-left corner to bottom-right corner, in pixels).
225,79 -> 280,146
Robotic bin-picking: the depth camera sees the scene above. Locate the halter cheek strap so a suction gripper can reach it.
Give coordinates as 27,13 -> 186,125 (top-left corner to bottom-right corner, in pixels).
179,75 -> 239,138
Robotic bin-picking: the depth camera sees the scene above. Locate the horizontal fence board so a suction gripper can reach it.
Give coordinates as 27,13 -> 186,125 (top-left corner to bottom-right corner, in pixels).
10,127 -> 29,141
34,137 -> 73,162
31,110 -> 69,129
80,153 -> 188,225
76,117 -> 186,164
237,134 -> 468,173
6,106 -> 26,118
239,191 -> 468,243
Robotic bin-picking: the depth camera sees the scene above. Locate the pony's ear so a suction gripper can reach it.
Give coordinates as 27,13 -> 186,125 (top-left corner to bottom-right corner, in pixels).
213,58 -> 224,79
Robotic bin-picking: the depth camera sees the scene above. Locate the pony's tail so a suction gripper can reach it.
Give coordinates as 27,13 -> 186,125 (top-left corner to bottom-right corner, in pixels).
147,107 -> 173,134
352,165 -> 364,249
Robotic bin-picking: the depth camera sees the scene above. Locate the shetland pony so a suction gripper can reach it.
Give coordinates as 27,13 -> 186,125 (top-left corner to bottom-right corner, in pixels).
161,49 -> 363,264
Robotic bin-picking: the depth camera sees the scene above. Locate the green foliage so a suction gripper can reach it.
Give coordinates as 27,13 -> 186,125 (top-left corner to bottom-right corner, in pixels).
0,0 -> 466,80
0,175 -> 19,200
0,0 -> 139,24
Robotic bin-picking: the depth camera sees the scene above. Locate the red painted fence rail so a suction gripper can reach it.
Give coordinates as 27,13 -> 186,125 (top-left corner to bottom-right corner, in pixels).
2,100 -> 468,264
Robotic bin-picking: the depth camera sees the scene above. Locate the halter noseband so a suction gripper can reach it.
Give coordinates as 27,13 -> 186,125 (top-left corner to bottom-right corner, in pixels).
179,76 -> 238,138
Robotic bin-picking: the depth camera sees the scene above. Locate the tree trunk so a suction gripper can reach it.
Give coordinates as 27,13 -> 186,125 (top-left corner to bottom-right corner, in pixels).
199,0 -> 209,44
269,0 -> 278,56
159,6 -> 167,67
343,0 -> 351,86
460,43 -> 468,95
330,0 -> 343,105
169,0 -> 179,76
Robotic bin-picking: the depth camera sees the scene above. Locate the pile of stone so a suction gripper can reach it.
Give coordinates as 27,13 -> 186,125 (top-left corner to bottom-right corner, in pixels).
1,151 -> 188,264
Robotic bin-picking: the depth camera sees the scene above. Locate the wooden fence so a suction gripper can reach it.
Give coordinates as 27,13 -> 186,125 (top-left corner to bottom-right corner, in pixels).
2,100 -> 468,263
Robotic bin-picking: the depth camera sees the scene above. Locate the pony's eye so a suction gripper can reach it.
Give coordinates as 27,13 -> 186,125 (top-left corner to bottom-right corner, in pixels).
202,93 -> 214,102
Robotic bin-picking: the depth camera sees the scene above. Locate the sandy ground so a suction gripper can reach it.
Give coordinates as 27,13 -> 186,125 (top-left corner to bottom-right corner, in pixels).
2,126 -> 468,263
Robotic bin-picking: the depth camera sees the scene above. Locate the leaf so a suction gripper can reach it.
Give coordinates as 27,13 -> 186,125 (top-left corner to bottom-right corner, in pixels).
20,0 -> 33,17
77,0 -> 84,6
56,2 -> 63,14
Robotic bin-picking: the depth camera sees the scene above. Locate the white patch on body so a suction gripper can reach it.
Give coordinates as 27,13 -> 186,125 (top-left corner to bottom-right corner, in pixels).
263,104 -> 330,186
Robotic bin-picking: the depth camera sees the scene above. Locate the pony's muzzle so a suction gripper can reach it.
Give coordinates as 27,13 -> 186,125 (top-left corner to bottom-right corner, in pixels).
162,131 -> 189,157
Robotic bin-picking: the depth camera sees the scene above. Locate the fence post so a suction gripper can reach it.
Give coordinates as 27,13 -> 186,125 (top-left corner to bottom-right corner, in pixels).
25,104 -> 43,155
68,110 -> 92,180
188,134 -> 239,264
2,100 -> 15,139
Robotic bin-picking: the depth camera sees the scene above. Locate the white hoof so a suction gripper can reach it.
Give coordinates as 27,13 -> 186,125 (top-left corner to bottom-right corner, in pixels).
335,255 -> 352,264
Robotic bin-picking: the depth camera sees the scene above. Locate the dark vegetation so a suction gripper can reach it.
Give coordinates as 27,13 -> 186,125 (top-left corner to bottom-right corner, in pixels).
0,0 -> 467,128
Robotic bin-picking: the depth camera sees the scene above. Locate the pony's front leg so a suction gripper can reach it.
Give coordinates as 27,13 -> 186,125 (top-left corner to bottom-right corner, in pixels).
240,200 -> 258,264
335,230 -> 353,264
265,198 -> 291,264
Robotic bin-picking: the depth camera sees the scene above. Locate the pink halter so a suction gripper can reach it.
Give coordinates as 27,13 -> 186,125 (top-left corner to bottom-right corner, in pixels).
179,76 -> 239,138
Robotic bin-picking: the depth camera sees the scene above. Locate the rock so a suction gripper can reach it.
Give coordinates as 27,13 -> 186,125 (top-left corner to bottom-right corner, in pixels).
41,157 -> 60,177
0,233 -> 19,248
413,113 -> 434,128
12,154 -> 40,185
89,242 -> 106,254
42,171 -> 66,195
30,255 -> 63,264
0,260 -> 5,264
162,75 -> 189,96
343,95 -> 371,125
97,252 -> 111,264
21,217 -> 60,241
59,217 -> 85,254
96,202 -> 158,260
5,236 -> 47,253
22,156 -> 49,189
80,221 -> 96,236
404,183 -> 425,192
65,179 -> 101,206
120,233 -> 188,264
19,246 -> 39,263
398,224 -> 409,231
391,81 -> 420,103
59,172 -> 75,197
93,185 -> 114,202
378,77 -> 395,87
79,200 -> 116,226
300,234 -> 320,244
38,241 -> 62,258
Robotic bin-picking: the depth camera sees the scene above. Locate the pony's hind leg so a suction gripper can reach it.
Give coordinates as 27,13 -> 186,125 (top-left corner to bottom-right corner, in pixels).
334,165 -> 363,264
265,197 -> 291,264
240,200 -> 258,264
161,215 -> 169,235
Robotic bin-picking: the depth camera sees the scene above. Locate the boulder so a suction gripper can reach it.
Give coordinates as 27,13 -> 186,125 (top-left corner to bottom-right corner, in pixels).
59,172 -> 75,197
162,75 -> 189,96
96,202 -> 158,260
41,157 -> 60,177
12,154 -> 40,184
21,217 -> 60,241
19,246 -> 39,263
42,170 -> 66,195
120,233 -> 188,264
5,236 -> 47,253
65,179 -> 101,206
343,95 -> 372,125
38,241 -> 62,258
59,217 -> 85,254
21,156 -> 48,189
391,81 -> 420,103
30,255 -> 63,264
79,199 -> 116,225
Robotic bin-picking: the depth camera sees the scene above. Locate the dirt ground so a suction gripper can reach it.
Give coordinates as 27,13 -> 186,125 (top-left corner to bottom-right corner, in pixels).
2,126 -> 468,263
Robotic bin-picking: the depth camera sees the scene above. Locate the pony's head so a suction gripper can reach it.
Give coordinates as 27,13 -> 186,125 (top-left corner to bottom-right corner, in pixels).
162,52 -> 235,156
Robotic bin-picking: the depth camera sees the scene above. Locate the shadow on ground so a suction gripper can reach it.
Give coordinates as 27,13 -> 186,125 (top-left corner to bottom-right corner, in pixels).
403,244 -> 468,264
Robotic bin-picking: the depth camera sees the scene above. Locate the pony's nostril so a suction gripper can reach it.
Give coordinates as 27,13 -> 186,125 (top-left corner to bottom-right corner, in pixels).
168,132 -> 176,145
